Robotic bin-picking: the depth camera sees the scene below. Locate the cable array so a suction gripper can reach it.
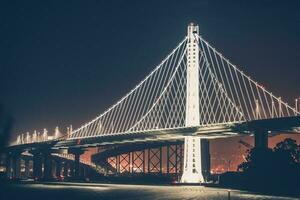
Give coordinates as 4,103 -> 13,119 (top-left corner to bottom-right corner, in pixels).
70,37 -> 188,139
68,33 -> 299,139
197,35 -> 298,121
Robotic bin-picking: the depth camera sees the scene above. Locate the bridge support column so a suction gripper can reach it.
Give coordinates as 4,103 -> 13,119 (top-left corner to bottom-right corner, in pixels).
63,162 -> 69,177
143,150 -> 146,173
51,160 -> 56,178
32,152 -> 43,180
69,162 -> 75,177
24,159 -> 30,178
6,152 -> 13,179
74,153 -> 80,178
201,139 -> 210,181
11,153 -> 21,180
181,137 -> 210,184
116,155 -> 120,174
82,166 -> 89,178
254,131 -> 268,149
69,149 -> 85,179
56,161 -> 62,178
167,145 -> 170,174
43,152 -> 53,180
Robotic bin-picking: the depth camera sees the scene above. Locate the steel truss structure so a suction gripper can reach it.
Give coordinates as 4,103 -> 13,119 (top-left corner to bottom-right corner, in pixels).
106,144 -> 184,175
166,144 -> 183,174
132,151 -> 145,173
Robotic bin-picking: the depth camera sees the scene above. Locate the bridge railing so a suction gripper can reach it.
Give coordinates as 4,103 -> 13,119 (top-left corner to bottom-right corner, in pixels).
13,126 -> 66,146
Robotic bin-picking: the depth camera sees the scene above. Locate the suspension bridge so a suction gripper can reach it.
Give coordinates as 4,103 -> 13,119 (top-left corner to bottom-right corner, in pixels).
5,23 -> 300,183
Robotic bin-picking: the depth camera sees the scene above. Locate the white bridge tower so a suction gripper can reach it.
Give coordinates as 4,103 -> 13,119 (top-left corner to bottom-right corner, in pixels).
181,23 -> 210,183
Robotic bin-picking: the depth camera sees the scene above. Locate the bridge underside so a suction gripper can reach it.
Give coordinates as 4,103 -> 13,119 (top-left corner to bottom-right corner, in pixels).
92,141 -> 184,176
55,124 -> 239,149
90,139 -> 211,181
5,153 -> 97,180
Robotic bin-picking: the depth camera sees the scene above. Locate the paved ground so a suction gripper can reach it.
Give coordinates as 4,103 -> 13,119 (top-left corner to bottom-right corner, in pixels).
0,182 -> 298,200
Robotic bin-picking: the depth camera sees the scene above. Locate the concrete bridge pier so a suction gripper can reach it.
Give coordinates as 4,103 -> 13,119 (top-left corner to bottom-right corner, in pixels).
75,153 -> 80,178
69,163 -> 75,177
83,166 -> 89,178
201,139 -> 211,181
55,160 -> 62,178
80,166 -> 85,178
24,159 -> 31,178
50,159 -> 57,178
69,148 -> 85,179
63,162 -> 69,177
32,152 -> 43,180
181,137 -> 211,184
5,152 -> 13,179
11,153 -> 21,179
254,131 -> 268,149
43,152 -> 53,180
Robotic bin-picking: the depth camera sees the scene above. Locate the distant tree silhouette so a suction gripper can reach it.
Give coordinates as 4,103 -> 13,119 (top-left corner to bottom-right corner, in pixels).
0,105 -> 13,150
274,138 -> 300,163
238,147 -> 274,174
237,138 -> 300,193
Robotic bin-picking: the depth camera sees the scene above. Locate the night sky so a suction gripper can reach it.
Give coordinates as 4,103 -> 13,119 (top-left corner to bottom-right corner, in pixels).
1,0 -> 300,140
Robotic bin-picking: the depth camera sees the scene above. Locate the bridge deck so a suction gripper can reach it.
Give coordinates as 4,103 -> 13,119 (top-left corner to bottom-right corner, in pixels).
6,116 -> 300,151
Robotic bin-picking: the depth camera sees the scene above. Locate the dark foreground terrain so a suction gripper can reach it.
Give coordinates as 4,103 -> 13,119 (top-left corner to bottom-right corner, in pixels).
0,181 -> 298,200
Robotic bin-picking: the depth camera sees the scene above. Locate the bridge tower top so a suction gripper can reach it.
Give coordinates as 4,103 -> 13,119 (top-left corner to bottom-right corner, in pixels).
187,22 -> 199,38
185,22 -> 200,127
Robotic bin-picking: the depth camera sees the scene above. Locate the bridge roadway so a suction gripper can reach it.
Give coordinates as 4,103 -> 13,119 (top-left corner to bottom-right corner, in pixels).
56,116 -> 300,149
5,116 -> 300,151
